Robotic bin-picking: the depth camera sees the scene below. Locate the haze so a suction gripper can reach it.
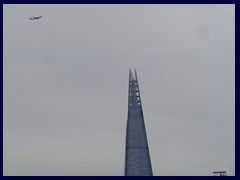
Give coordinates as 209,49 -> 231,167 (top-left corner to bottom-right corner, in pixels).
3,4 -> 235,176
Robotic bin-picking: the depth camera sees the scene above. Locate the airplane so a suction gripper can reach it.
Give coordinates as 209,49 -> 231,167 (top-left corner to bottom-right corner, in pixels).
29,16 -> 42,20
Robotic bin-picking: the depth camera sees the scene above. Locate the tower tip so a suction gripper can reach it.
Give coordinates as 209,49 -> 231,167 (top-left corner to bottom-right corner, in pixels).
134,68 -> 138,81
129,68 -> 134,81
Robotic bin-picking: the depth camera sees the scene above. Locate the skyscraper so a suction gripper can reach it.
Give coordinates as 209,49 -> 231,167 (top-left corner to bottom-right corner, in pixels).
124,69 -> 153,176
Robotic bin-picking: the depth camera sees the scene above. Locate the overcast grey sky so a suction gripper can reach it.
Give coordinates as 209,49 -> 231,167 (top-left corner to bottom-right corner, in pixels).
3,4 -> 235,176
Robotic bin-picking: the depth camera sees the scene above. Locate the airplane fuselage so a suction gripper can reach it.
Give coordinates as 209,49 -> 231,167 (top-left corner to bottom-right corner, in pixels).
30,16 -> 42,20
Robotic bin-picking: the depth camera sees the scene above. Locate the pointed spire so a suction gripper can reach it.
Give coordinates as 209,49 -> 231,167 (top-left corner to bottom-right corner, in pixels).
129,68 -> 134,81
134,68 -> 138,82
125,69 -> 153,176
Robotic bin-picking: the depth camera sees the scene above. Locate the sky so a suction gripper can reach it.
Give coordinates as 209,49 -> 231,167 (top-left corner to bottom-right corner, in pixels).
3,4 -> 235,176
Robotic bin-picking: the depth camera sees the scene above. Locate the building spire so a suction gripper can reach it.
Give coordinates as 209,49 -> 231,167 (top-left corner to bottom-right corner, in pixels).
125,69 -> 153,176
129,68 -> 134,81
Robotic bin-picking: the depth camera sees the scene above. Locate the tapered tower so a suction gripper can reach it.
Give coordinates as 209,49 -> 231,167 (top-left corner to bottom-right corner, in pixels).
124,69 -> 153,176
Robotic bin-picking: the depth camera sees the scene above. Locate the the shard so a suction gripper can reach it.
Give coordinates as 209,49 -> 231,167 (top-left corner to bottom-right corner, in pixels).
124,69 -> 153,176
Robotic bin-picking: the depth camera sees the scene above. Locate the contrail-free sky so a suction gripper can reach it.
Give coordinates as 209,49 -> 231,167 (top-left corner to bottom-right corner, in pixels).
3,4 -> 235,176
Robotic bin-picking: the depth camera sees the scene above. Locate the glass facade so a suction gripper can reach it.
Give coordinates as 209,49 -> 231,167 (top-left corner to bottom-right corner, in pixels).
125,69 -> 153,176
